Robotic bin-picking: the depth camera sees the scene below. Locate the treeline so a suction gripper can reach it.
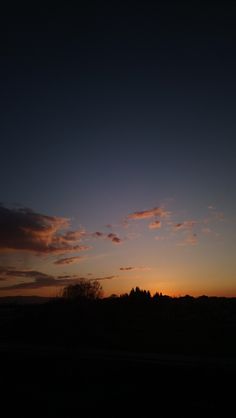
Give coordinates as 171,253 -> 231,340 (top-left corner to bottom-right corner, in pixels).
1,284 -> 236,357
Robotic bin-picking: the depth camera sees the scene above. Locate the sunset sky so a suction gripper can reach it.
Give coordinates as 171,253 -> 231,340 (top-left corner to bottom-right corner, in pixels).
1,2 -> 236,297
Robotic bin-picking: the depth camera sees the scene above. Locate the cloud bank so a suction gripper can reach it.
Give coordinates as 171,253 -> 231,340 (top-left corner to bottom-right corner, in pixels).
0,268 -> 116,290
0,205 -> 87,255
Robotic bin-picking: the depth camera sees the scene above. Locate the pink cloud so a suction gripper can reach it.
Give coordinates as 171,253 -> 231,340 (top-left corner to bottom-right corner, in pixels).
62,230 -> 86,241
127,207 -> 170,220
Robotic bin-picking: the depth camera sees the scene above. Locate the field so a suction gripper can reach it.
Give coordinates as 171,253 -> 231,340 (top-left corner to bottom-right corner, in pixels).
1,295 -> 236,416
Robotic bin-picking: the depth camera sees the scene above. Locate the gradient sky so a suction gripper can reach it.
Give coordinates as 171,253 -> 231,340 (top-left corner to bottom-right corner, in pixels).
1,2 -> 236,297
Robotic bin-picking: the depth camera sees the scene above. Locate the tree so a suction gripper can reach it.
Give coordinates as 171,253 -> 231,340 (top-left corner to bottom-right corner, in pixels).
129,287 -> 151,300
62,279 -> 103,301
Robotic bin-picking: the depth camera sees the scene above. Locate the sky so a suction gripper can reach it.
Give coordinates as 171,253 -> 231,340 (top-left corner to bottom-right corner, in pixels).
0,1 -> 236,297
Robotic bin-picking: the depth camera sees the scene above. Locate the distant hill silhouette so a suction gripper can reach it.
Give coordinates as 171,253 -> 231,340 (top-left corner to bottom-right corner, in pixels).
0,296 -> 52,304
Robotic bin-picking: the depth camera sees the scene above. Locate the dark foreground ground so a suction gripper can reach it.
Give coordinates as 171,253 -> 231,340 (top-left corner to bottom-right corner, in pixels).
1,343 -> 235,417
1,295 -> 236,416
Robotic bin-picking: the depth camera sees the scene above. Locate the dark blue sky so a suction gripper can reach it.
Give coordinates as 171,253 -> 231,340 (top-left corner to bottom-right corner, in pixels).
0,2 -> 236,296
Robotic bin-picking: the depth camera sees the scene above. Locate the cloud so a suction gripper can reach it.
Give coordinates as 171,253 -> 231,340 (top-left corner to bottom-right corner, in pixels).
92,231 -> 104,238
173,220 -> 196,231
0,268 -> 50,279
0,205 -> 87,255
0,268 -> 116,290
62,230 -> 86,241
149,220 -> 162,229
120,266 -> 135,271
54,256 -> 86,265
0,269 -> 59,290
92,231 -> 122,244
57,275 -> 73,279
107,233 -> 122,244
127,207 -> 170,220
119,266 -> 151,272
93,276 -> 116,281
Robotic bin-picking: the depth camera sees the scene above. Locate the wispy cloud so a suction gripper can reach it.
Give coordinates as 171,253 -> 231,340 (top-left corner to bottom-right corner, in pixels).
0,267 -> 50,279
0,269 -> 58,289
54,255 -> 86,265
93,276 -> 117,281
0,205 -> 87,255
127,206 -> 170,220
173,220 -> 196,231
62,230 -> 86,241
0,267 -> 116,290
119,266 -> 135,271
119,266 -> 151,272
149,220 -> 162,229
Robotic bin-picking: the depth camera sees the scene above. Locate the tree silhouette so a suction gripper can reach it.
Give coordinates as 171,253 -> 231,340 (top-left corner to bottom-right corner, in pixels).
62,279 -> 103,301
129,287 -> 151,300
